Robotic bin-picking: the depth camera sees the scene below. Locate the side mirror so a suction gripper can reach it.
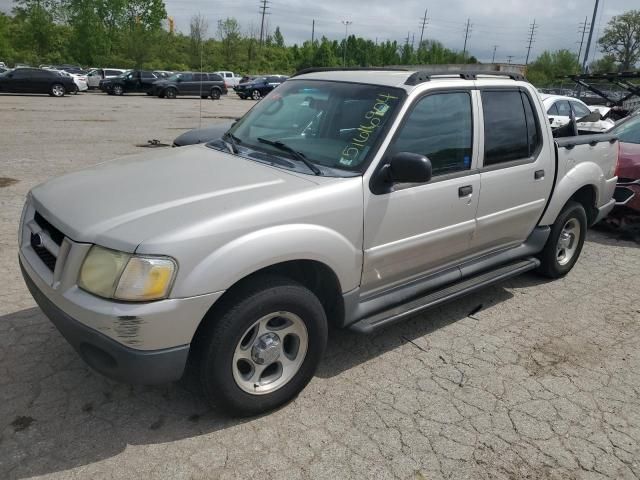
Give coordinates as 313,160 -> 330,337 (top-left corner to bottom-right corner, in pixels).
371,152 -> 432,194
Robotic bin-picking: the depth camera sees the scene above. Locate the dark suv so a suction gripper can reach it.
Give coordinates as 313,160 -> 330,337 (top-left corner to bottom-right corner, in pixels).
152,72 -> 227,100
234,75 -> 288,100
102,70 -> 162,95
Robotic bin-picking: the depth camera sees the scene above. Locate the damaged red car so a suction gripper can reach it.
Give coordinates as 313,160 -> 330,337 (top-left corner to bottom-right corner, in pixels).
610,113 -> 640,219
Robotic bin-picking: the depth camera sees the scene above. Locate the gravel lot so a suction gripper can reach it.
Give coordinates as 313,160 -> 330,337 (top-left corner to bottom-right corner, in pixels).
1,92 -> 640,480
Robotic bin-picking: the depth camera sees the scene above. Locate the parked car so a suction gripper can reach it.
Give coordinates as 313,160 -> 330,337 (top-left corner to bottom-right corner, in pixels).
87,68 -> 127,89
152,72 -> 227,99
19,69 -> 617,416
0,68 -> 75,96
541,94 -> 615,133
215,71 -> 243,88
607,113 -> 640,216
43,68 -> 88,93
101,70 -> 162,95
234,75 -> 288,100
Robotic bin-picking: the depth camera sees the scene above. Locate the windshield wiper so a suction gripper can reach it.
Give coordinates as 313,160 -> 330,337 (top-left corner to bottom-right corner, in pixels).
257,137 -> 322,175
222,131 -> 241,154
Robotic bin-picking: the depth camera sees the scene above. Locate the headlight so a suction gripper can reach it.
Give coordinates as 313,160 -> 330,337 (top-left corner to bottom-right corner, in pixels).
79,246 -> 176,301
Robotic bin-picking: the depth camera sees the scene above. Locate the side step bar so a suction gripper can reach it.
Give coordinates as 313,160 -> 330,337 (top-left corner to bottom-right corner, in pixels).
349,257 -> 540,333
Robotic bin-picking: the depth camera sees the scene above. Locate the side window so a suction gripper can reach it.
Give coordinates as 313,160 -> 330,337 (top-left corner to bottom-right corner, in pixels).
141,71 -> 154,79
105,70 -> 120,76
547,103 -> 559,115
571,101 -> 591,118
389,92 -> 473,176
482,90 -> 530,165
556,100 -> 571,117
521,92 -> 541,156
210,74 -> 223,81
226,73 -> 232,78
193,73 -> 206,81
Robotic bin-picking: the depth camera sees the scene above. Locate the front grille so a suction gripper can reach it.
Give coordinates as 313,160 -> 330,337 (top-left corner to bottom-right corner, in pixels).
34,211 -> 64,246
31,233 -> 57,271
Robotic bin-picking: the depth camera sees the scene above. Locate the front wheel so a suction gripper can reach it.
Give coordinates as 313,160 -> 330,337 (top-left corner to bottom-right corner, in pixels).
537,200 -> 587,278
165,88 -> 177,99
198,276 -> 327,416
113,84 -> 124,96
251,89 -> 261,100
50,83 -> 65,97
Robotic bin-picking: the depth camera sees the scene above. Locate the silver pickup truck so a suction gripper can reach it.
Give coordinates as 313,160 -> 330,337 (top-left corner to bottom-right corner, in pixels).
19,69 -> 618,415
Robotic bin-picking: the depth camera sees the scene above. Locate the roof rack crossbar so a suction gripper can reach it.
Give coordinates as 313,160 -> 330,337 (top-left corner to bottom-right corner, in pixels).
291,67 -> 409,78
405,70 -> 526,85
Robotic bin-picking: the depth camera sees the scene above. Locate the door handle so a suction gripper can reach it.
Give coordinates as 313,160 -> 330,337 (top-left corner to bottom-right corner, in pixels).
534,169 -> 545,180
458,185 -> 473,197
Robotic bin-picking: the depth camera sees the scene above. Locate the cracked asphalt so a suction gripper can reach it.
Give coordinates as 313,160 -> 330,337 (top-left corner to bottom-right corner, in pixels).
1,92 -> 640,480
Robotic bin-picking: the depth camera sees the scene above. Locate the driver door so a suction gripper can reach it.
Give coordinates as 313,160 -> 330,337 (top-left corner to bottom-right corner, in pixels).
362,91 -> 481,295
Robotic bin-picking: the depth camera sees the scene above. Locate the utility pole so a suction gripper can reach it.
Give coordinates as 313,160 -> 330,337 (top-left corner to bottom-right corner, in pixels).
577,17 -> 589,61
525,19 -> 538,66
258,0 -> 270,47
507,55 -> 514,64
412,33 -> 415,50
419,8 -> 429,48
311,19 -> 315,44
462,18 -> 472,58
492,45 -> 498,63
582,0 -> 599,72
342,20 -> 352,67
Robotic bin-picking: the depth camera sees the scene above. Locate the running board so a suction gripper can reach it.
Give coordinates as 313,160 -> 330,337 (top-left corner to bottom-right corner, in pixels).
349,258 -> 540,333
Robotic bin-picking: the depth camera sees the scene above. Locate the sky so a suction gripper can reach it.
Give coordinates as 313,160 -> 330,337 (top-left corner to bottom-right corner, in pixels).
1,0 -> 637,63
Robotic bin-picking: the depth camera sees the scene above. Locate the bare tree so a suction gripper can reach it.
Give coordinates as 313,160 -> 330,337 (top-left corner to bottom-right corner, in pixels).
189,12 -> 209,68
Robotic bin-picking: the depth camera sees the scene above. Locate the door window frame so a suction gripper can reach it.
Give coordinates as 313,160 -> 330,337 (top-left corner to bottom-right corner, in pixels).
478,86 -> 543,172
370,87 -> 480,193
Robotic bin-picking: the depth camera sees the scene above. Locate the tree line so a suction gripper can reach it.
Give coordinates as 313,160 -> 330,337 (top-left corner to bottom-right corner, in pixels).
0,0 -> 638,85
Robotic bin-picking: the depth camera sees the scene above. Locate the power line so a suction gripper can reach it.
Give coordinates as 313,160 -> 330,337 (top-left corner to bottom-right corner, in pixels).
462,18 -> 472,57
258,0 -> 270,46
525,19 -> 538,66
576,16 -> 590,62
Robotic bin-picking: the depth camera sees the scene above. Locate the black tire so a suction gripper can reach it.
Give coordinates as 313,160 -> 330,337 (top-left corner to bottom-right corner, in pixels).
113,84 -> 124,96
238,94 -> 246,100
201,95 -> 208,99
158,91 -> 165,98
251,89 -> 261,100
537,200 -> 587,278
49,83 -> 65,97
211,88 -> 221,100
73,84 -> 79,94
198,275 -> 328,416
165,87 -> 177,99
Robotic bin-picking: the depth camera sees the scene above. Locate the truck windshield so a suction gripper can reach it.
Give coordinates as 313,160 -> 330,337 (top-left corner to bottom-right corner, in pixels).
226,79 -> 405,174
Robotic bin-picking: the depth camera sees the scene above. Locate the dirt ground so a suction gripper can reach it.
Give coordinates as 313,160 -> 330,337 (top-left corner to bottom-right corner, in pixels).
1,91 -> 639,480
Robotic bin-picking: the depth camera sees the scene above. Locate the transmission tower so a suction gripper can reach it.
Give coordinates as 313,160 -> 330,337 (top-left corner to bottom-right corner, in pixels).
419,8 -> 429,48
462,18 -> 472,57
525,19 -> 538,65
258,0 -> 270,46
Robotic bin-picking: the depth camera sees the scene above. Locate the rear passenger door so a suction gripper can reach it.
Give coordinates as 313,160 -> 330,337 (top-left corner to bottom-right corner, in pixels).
470,89 -> 554,254
362,91 -> 480,295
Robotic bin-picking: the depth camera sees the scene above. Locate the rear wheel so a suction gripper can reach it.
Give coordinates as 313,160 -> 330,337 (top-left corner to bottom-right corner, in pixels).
211,88 -> 221,100
198,276 -> 327,416
165,87 -> 177,99
538,201 -> 587,278
50,83 -> 65,97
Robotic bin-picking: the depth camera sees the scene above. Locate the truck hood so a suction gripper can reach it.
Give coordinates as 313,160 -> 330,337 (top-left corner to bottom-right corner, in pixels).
30,145 -> 318,252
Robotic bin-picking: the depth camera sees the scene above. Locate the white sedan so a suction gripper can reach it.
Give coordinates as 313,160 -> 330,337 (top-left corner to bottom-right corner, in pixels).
541,94 -> 615,133
42,68 -> 88,93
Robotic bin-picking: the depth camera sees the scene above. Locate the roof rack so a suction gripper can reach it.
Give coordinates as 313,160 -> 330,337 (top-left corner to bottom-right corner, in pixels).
291,67 -> 409,77
405,70 -> 526,85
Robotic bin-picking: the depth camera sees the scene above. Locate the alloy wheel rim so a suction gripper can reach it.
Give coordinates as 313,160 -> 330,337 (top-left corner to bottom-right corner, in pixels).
252,90 -> 261,100
556,218 -> 580,266
232,311 -> 308,395
52,85 -> 64,96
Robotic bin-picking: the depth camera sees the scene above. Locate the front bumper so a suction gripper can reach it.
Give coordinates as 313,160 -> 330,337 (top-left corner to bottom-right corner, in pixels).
594,198 -> 616,224
21,259 -> 189,384
613,180 -> 640,213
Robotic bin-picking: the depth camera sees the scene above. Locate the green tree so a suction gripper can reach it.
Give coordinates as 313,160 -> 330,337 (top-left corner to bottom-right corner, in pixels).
598,10 -> 640,70
273,26 -> 284,48
218,17 -> 241,67
590,55 -> 618,73
527,49 -> 580,86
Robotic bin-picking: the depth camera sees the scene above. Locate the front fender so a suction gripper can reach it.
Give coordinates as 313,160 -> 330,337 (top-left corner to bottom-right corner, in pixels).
172,224 -> 362,298
540,161 -> 603,226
